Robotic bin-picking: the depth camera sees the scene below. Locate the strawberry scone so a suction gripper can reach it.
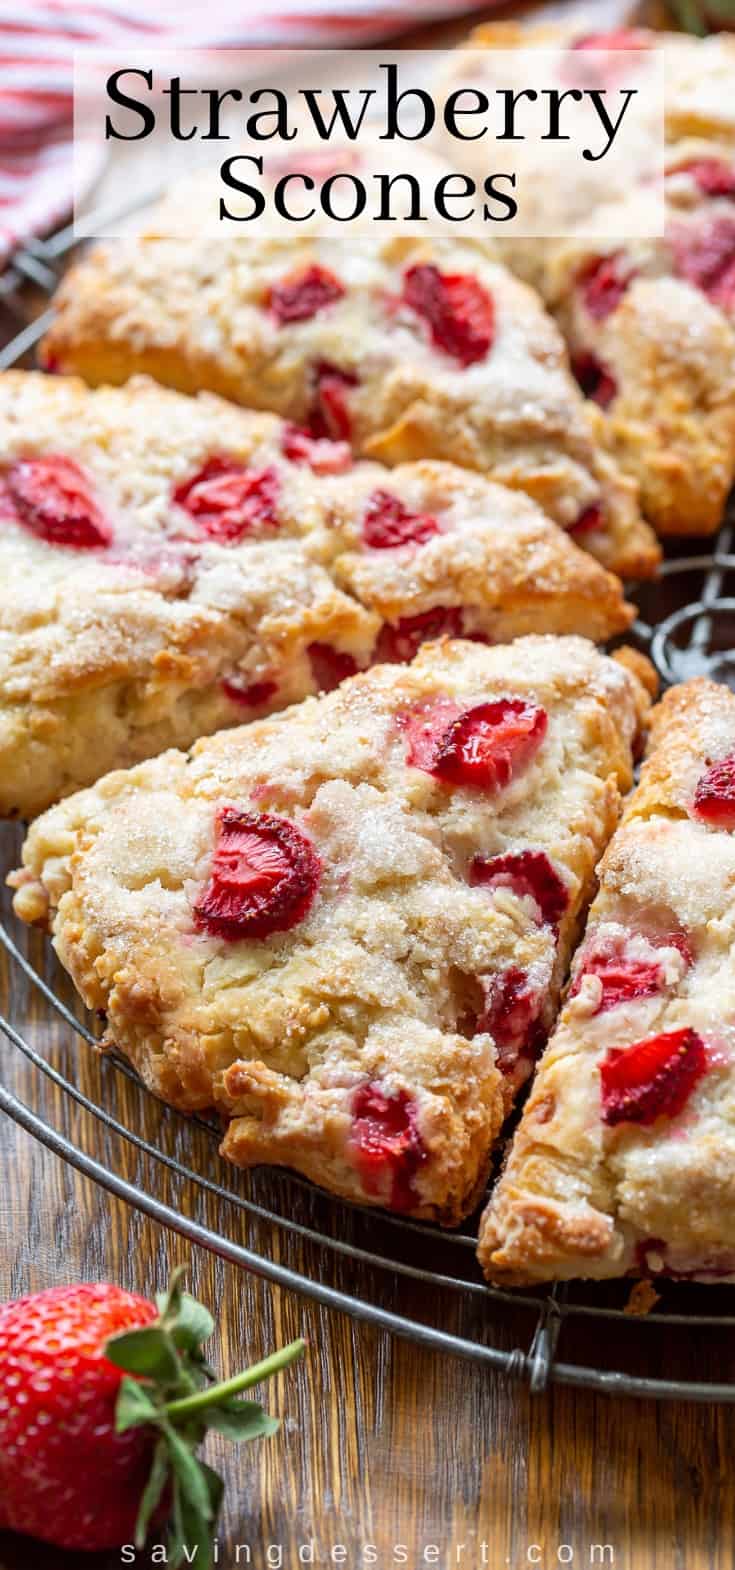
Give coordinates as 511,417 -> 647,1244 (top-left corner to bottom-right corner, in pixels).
479,678 -> 735,1284
40,233 -> 658,579
9,637 -> 652,1222
0,370 -> 636,818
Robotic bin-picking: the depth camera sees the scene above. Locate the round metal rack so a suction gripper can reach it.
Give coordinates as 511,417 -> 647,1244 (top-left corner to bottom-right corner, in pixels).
3,228 -> 735,1403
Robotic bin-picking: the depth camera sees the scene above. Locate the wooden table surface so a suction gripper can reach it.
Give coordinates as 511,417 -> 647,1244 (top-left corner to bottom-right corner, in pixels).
2,1 -> 734,1566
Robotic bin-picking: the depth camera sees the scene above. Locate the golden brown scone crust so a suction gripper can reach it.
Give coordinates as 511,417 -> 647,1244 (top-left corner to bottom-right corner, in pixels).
479,678 -> 735,1285
9,636 -> 651,1223
41,233 -> 658,581
0,370 -> 636,818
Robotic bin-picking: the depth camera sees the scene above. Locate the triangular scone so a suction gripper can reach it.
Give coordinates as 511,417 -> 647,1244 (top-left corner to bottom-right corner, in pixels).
479,678 -> 735,1284
0,371 -> 635,818
10,636 -> 651,1225
40,231 -> 659,580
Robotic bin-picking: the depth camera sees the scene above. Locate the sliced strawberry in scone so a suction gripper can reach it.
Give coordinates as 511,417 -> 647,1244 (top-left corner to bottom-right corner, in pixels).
600,1027 -> 707,1128
573,27 -> 651,50
4,455 -> 111,549
374,608 -> 464,666
361,489 -> 441,550
670,215 -> 735,311
474,965 -> 547,1080
308,362 -> 359,442
402,264 -> 495,366
570,356 -> 617,410
430,698 -> 548,791
194,807 -> 321,941
479,678 -> 735,1287
577,254 -> 634,322
307,642 -> 358,693
174,458 -> 280,542
693,752 -> 735,829
267,264 -> 345,324
470,849 -> 568,928
674,158 -> 735,199
281,422 -> 352,474
349,1083 -> 427,1212
221,676 -> 279,710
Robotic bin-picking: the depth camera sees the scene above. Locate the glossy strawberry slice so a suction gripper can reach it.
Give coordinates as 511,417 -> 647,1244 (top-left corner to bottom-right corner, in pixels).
673,158 -> 735,199
374,607 -> 463,666
268,263 -> 345,324
430,698 -> 548,791
577,253 -> 633,321
401,697 -> 462,772
362,489 -> 440,550
221,676 -> 278,709
350,1082 -> 426,1211
402,264 -> 495,367
571,352 -> 617,409
693,752 -> 735,828
309,361 -> 358,441
470,849 -> 567,928
600,1026 -> 706,1127
476,966 -> 546,1076
574,954 -> 663,1012
308,642 -> 358,693
194,807 -> 320,941
174,458 -> 280,543
281,422 -> 352,475
5,456 -> 111,549
670,215 -> 735,310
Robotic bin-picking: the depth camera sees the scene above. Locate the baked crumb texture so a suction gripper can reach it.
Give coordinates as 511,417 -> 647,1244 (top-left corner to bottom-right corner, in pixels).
9,636 -> 651,1223
461,23 -> 735,537
479,677 -> 735,1284
0,370 -> 638,818
40,235 -> 659,582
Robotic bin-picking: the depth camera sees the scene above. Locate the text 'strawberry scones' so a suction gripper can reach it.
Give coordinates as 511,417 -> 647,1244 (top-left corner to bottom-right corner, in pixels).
9,637 -> 652,1223
0,370 -> 636,818
479,678 -> 735,1284
41,233 -> 659,580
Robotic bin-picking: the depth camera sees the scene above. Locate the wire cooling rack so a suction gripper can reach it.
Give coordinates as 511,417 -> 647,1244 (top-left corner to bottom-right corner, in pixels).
3,226 -> 735,1404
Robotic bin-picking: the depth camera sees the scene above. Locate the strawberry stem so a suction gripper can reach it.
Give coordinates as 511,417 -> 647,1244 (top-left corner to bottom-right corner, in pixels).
162,1337 -> 305,1421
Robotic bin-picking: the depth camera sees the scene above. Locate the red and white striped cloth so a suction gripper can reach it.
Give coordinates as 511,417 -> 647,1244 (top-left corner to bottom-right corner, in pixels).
0,0 -> 497,265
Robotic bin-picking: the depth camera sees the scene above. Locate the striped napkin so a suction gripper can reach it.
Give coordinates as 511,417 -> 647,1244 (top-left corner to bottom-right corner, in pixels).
0,0 -> 497,264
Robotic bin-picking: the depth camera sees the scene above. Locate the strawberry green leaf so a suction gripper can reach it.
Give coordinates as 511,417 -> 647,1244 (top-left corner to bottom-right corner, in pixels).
162,1421 -> 215,1523
115,1375 -> 160,1433
169,1294 -> 216,1354
106,1325 -> 181,1384
135,1436 -> 170,1548
208,1402 -> 280,1441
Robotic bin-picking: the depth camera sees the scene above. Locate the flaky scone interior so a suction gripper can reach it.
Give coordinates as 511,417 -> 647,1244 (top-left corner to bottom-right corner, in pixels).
479,678 -> 735,1284
10,636 -> 651,1225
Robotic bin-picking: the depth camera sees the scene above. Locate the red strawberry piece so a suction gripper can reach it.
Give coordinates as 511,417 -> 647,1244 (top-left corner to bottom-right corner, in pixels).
600,1026 -> 706,1127
374,606 -> 464,665
0,1283 -> 157,1551
194,806 -> 321,940
268,263 -> 345,324
309,361 -> 359,441
571,352 -> 618,408
673,157 -> 735,198
470,848 -> 568,928
670,215 -> 735,310
693,752 -> 735,828
362,488 -> 441,550
569,502 -> 605,537
5,455 -> 111,549
308,641 -> 358,693
475,965 -> 546,1076
402,263 -> 495,367
429,697 -> 548,791
574,954 -> 663,1013
174,458 -> 280,543
350,1081 -> 427,1211
401,697 -> 462,772
577,253 -> 633,320
222,675 -> 278,709
281,422 -> 352,474
574,28 -> 650,49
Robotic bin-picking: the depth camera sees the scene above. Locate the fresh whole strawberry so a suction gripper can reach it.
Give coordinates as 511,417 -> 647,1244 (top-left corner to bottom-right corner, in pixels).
0,1270 -> 303,1566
